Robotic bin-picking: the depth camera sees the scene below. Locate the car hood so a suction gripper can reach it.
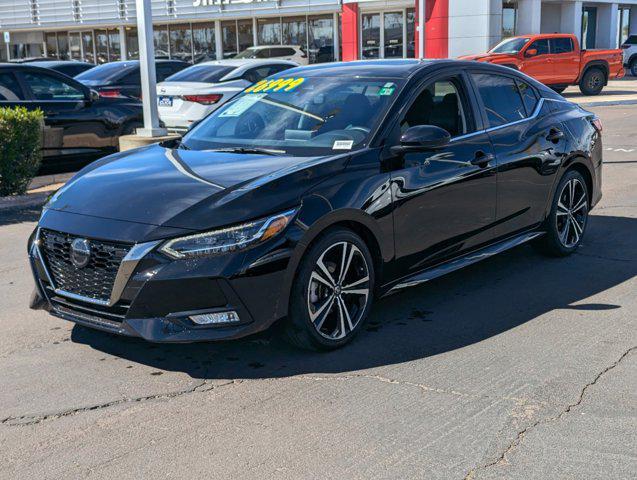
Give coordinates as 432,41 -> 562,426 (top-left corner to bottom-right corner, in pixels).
45,144 -> 347,232
458,53 -> 517,62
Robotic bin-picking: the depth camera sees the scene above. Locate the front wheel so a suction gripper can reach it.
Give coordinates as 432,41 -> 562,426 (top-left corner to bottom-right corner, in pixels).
284,228 -> 375,350
579,68 -> 605,96
630,59 -> 637,77
536,170 -> 589,257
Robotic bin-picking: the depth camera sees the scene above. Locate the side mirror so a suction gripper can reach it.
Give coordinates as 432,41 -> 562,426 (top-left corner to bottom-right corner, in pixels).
525,48 -> 538,57
85,89 -> 99,104
390,125 -> 451,156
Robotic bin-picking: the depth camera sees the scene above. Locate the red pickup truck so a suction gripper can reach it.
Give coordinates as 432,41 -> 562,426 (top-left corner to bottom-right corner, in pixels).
459,33 -> 624,95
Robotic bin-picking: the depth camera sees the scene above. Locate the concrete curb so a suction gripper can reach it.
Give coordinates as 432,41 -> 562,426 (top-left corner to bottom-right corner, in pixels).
578,99 -> 637,108
0,192 -> 50,212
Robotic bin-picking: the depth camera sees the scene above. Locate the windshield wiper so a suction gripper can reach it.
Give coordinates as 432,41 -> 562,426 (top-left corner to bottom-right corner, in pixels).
211,147 -> 285,156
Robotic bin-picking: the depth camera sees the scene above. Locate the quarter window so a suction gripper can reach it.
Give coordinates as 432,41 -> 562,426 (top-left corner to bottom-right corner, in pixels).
0,72 -> 23,101
550,38 -> 574,54
22,72 -> 84,100
516,80 -> 539,116
401,78 -> 469,137
471,73 -> 526,127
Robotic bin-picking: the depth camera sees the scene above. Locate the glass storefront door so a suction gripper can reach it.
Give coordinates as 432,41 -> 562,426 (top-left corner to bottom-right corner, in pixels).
361,13 -> 381,59
126,27 -> 139,59
95,30 -> 108,63
221,21 -> 238,58
237,20 -> 253,53
169,23 -> 193,62
45,33 -> 58,58
57,33 -> 69,60
283,16 -> 307,50
582,7 -> 597,49
154,25 -> 169,59
258,18 -> 281,45
309,15 -> 334,63
406,8 -> 415,58
69,32 -> 81,60
383,11 -> 403,58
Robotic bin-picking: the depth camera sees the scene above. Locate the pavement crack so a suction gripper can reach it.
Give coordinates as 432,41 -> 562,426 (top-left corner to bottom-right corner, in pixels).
0,379 -> 241,427
463,346 -> 636,480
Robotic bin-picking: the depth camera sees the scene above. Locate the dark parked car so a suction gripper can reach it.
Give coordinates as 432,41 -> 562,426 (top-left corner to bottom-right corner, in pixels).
28,60 -> 602,350
24,60 -> 96,77
75,59 -> 189,99
0,64 -> 143,171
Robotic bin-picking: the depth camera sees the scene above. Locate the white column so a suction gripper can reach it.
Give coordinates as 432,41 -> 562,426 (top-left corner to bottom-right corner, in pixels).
630,6 -> 637,35
560,1 -> 583,42
417,0 -> 424,59
119,26 -> 127,60
517,0 -> 542,34
252,18 -> 258,46
333,12 -> 340,61
135,0 -> 165,137
214,20 -> 223,60
597,2 -> 619,48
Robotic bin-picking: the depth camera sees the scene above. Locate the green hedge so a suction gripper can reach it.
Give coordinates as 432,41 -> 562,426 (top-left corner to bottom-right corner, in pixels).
0,107 -> 43,196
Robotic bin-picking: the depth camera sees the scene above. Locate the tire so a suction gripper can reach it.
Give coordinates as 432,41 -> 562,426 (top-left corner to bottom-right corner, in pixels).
283,227 -> 375,351
579,67 -> 606,96
630,59 -> 637,77
535,170 -> 589,257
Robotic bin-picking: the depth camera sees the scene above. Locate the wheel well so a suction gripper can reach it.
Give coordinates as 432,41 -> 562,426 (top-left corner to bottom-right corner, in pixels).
565,162 -> 594,205
582,62 -> 609,83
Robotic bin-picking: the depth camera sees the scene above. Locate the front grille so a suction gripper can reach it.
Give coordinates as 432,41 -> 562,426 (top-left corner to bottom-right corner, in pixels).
39,229 -> 130,303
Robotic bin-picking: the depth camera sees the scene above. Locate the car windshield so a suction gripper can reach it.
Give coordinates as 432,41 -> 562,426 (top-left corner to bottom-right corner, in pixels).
234,48 -> 262,59
165,65 -> 236,83
181,76 -> 404,156
490,37 -> 530,54
75,62 -> 135,82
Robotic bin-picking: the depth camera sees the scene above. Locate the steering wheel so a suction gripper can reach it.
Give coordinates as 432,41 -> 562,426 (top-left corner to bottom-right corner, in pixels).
236,112 -> 265,137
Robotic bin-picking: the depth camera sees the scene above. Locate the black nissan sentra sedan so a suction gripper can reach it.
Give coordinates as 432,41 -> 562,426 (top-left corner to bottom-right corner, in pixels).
28,60 -> 603,350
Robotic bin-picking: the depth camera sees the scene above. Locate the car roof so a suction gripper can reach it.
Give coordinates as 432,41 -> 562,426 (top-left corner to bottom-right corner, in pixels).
244,45 -> 301,50
198,59 -> 298,67
278,59 -> 444,79
23,60 -> 94,67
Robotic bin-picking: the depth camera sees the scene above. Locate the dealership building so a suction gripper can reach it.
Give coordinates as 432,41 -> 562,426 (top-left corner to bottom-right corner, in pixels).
1,0 -> 636,63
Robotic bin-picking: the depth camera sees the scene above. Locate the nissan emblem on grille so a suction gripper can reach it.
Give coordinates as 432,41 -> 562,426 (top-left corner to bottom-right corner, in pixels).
70,238 -> 92,268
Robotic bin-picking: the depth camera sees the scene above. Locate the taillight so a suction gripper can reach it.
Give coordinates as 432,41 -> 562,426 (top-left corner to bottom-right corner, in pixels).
98,89 -> 124,98
183,94 -> 222,105
592,117 -> 603,132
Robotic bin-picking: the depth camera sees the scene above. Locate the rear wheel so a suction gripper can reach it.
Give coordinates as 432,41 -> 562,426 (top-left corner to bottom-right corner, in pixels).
630,58 -> 637,77
536,170 -> 589,257
579,68 -> 606,96
284,228 -> 375,351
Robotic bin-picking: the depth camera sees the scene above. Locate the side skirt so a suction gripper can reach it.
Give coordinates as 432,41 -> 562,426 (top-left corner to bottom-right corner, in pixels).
384,231 -> 545,295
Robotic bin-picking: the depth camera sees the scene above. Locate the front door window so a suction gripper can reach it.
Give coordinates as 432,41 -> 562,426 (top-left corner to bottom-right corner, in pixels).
384,12 -> 403,58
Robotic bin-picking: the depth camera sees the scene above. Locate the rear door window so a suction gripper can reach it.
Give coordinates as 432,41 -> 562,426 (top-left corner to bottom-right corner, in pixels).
0,72 -> 24,101
21,72 -> 85,101
516,80 -> 539,116
471,73 -> 527,127
550,38 -> 574,54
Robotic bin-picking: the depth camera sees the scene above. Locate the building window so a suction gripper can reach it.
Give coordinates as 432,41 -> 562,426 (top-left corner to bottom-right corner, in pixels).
237,19 -> 253,53
407,8 -> 416,58
69,32 -> 82,60
581,7 -> 597,50
361,13 -> 381,59
154,25 -> 169,58
502,1 -> 517,38
108,29 -> 121,62
258,18 -> 281,45
58,33 -> 70,60
192,22 -> 215,63
309,15 -> 334,63
126,27 -> 139,59
169,23 -> 193,62
45,32 -> 58,58
82,31 -> 95,63
283,16 -> 307,51
221,21 -> 238,58
619,7 -> 631,46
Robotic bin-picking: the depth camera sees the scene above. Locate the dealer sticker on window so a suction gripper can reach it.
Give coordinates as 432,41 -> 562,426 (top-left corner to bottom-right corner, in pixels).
219,94 -> 265,117
378,82 -> 396,96
245,77 -> 305,94
333,140 -> 354,150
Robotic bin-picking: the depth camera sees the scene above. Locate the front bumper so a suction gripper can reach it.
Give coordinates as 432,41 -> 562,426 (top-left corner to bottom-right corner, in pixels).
29,220 -> 295,343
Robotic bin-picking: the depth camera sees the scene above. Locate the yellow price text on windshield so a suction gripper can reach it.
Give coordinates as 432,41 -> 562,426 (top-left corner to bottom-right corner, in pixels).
245,77 -> 305,94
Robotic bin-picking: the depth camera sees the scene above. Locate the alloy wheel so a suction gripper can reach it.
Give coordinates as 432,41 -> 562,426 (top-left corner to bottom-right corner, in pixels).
307,241 -> 370,340
587,72 -> 603,91
556,178 -> 588,248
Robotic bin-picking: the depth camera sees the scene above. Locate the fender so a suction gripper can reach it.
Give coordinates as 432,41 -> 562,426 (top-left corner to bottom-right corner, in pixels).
577,60 -> 610,84
272,195 -> 393,321
542,154 -> 596,221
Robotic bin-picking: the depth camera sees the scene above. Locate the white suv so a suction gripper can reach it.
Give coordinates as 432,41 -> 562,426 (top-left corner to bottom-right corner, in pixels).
234,45 -> 309,65
622,35 -> 637,76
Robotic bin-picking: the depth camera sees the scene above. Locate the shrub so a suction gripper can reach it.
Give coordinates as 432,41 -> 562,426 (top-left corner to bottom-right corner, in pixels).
0,107 -> 43,196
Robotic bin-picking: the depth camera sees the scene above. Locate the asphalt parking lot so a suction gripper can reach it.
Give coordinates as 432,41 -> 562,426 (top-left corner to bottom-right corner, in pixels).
0,104 -> 635,480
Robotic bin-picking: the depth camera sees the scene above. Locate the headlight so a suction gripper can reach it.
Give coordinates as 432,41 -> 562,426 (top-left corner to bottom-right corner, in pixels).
159,209 -> 297,259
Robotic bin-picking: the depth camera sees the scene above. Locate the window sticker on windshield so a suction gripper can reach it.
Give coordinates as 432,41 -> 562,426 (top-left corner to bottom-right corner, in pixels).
378,82 -> 396,96
219,94 -> 265,117
245,77 -> 305,94
333,140 -> 354,150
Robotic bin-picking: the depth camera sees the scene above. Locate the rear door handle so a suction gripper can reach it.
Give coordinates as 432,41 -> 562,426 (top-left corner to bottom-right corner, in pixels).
470,151 -> 495,167
546,128 -> 564,143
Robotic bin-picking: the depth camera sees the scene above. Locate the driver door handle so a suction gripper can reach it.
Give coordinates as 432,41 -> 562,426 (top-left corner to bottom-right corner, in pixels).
546,128 -> 564,143
470,151 -> 495,167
